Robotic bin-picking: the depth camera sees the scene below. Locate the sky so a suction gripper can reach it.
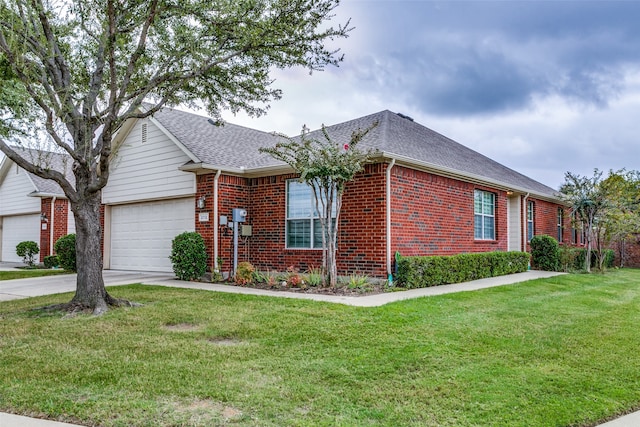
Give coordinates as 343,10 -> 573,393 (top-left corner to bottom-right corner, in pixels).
220,0 -> 640,190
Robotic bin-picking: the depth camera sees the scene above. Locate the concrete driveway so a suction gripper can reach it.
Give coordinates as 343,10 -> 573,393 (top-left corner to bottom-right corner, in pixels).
0,263 -> 175,301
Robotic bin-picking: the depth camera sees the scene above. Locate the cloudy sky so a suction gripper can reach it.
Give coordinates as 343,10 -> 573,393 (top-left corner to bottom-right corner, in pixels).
222,0 -> 640,190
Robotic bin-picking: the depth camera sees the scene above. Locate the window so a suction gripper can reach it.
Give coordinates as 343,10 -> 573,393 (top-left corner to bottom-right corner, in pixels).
527,201 -> 535,241
557,208 -> 564,243
286,180 -> 335,249
474,190 -> 495,240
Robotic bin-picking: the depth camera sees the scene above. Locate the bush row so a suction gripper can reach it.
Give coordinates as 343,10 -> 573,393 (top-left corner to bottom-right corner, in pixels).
559,247 -> 615,272
530,235 -> 615,272
395,251 -> 530,289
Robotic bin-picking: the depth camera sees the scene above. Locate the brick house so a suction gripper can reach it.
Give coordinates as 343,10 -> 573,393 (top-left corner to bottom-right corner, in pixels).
100,107 -> 570,277
0,149 -> 75,262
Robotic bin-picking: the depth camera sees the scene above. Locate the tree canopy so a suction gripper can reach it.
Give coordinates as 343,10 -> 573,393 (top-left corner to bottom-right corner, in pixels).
0,0 -> 350,313
561,169 -> 640,271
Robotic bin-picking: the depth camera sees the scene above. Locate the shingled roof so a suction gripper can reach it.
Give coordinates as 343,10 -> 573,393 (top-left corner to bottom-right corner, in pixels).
151,106 -> 559,200
150,107 -> 282,170
0,147 -> 74,197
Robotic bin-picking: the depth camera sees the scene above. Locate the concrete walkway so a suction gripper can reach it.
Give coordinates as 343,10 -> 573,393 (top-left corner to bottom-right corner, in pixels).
0,264 -> 638,426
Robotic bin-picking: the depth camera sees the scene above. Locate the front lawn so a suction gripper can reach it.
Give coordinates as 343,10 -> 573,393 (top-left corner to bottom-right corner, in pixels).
1,270 -> 640,426
0,269 -> 70,281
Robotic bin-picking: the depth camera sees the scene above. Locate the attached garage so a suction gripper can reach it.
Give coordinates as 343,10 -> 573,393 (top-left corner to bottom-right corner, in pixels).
108,198 -> 195,272
1,214 -> 41,262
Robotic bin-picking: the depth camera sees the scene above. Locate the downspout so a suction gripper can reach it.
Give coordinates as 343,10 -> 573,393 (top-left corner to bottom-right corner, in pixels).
522,193 -> 530,253
386,158 -> 396,284
49,196 -> 56,257
213,170 -> 222,273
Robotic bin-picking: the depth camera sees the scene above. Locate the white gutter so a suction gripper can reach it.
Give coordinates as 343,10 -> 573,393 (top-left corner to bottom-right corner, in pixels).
49,196 -> 56,257
379,152 -> 563,204
386,158 -> 396,282
213,169 -> 222,272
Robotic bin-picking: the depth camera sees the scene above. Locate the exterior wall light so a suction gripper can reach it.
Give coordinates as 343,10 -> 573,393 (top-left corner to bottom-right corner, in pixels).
197,196 -> 206,209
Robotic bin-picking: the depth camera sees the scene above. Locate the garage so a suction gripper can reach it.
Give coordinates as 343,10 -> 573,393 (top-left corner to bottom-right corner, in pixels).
108,198 -> 194,272
1,214 -> 41,262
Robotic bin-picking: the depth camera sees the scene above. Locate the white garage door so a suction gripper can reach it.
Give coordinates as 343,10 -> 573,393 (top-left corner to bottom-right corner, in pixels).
1,214 -> 41,262
110,198 -> 194,272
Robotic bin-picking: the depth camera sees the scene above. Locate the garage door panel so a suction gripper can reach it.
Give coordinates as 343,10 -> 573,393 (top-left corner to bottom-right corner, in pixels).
110,198 -> 194,272
1,214 -> 41,262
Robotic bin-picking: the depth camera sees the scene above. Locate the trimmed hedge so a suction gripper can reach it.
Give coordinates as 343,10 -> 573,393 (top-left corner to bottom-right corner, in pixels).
396,251 -> 530,289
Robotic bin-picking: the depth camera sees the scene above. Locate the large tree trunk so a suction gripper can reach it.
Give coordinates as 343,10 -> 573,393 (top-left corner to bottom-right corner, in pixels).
68,189 -> 121,314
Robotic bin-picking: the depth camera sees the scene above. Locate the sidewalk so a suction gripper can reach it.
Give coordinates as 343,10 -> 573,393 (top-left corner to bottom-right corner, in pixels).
1,267 -> 638,426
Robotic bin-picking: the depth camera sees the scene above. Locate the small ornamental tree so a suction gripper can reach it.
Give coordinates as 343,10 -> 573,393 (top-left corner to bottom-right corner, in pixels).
560,170 -> 608,273
260,122 -> 377,287
16,240 -> 39,267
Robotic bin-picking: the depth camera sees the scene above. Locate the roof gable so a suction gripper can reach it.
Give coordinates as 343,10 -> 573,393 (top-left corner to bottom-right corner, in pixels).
0,148 -> 74,197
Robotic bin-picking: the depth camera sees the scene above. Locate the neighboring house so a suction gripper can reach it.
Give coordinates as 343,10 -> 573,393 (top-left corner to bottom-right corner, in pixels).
0,149 -> 75,262
102,107 -> 572,277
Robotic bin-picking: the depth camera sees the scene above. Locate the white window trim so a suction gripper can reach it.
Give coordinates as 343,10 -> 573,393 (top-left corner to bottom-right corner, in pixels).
285,180 -> 329,250
527,201 -> 535,242
474,190 -> 496,241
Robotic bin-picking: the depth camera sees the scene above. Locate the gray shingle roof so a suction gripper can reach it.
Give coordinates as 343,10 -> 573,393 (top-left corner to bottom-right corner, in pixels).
152,107 -> 559,199
151,107 -> 283,170
3,147 -> 75,197
307,110 -> 560,198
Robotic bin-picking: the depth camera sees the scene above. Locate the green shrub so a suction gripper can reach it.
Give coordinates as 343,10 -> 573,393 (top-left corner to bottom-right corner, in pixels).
43,255 -> 59,269
574,248 -> 615,271
396,251 -> 529,289
235,261 -> 255,285
530,235 -> 560,271
16,241 -> 39,267
559,247 -> 582,272
169,232 -> 207,281
54,234 -> 76,271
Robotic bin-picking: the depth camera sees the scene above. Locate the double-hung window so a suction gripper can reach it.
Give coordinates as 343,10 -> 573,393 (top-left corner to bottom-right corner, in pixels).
527,201 -> 535,241
557,208 -> 564,243
286,180 -> 335,249
474,190 -> 495,240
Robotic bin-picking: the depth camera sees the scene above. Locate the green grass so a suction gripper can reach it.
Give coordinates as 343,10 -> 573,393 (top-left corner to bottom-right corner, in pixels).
0,269 -> 70,280
1,270 -> 640,426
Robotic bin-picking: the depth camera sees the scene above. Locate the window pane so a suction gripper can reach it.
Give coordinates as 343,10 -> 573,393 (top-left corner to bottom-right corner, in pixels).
287,219 -> 311,248
474,214 -> 483,239
484,217 -> 495,240
482,193 -> 491,214
287,181 -> 312,218
313,218 -> 323,248
474,191 -> 482,213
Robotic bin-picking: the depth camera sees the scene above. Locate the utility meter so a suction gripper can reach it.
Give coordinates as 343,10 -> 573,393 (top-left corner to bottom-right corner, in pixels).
232,208 -> 247,223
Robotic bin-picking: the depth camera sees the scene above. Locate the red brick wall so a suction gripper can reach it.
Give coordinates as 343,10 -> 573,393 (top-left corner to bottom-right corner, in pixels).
196,163 -> 570,279
525,198 -> 575,251
39,198 -> 70,261
612,234 -> 640,268
390,166 -> 508,258
195,174 -> 250,274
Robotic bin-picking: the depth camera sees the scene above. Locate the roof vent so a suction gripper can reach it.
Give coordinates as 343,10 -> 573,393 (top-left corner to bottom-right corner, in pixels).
397,113 -> 414,122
